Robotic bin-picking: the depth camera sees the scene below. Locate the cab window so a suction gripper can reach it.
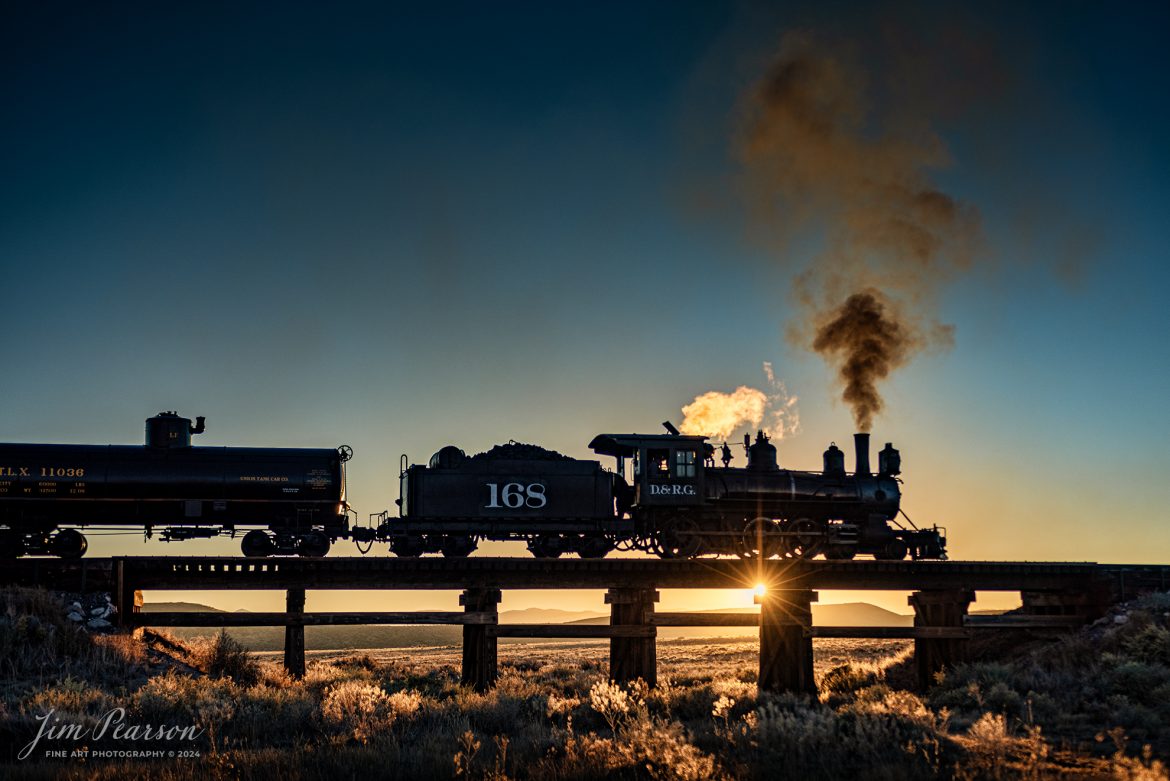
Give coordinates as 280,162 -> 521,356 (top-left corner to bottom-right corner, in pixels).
646,448 -> 671,479
675,449 -> 696,478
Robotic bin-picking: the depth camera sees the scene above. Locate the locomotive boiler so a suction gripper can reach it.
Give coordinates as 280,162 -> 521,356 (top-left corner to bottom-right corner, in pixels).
586,428 -> 944,560
0,412 -> 354,558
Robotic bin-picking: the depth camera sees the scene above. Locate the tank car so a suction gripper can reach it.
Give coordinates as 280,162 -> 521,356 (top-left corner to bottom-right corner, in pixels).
0,412 -> 355,558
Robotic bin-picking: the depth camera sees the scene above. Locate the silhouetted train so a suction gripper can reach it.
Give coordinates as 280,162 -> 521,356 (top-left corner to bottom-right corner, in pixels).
1,413 -> 946,560
0,412 -> 353,558
381,426 -> 945,561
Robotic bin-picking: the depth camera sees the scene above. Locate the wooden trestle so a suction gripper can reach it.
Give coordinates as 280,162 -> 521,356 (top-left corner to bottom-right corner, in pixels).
4,556 -> 1161,691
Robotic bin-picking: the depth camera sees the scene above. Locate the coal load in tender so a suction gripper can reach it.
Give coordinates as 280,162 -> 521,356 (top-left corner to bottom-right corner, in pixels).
470,442 -> 574,461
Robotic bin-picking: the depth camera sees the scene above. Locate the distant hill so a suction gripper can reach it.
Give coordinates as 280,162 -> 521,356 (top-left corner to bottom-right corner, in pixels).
141,603 -> 608,623
139,600 -> 910,651
816,602 -> 912,627
564,602 -> 912,640
143,602 -> 228,613
501,608 -> 607,623
569,603 -> 911,628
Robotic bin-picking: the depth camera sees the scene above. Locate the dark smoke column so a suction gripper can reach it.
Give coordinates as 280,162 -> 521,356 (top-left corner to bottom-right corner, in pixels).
811,290 -> 917,432
735,30 -> 984,431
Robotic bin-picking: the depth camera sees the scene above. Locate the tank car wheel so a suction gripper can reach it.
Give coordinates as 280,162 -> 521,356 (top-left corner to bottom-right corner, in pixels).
739,518 -> 782,560
786,519 -> 824,560
241,530 -> 274,558
440,536 -> 477,558
823,545 -> 857,561
299,531 -> 331,558
51,529 -> 88,559
656,518 -> 702,559
875,540 -> 908,561
0,529 -> 26,558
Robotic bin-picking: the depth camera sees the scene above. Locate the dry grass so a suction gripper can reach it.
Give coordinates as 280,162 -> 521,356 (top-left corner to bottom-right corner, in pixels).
2,586 -> 1169,779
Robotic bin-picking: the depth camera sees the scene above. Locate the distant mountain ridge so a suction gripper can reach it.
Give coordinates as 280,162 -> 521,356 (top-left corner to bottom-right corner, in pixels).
140,601 -> 911,651
143,604 -> 609,622
567,603 -> 910,629
146,602 -> 229,613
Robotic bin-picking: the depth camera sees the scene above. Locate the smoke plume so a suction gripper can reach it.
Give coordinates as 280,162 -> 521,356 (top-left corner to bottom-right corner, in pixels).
812,290 -> 923,432
680,362 -> 799,440
737,31 -> 982,430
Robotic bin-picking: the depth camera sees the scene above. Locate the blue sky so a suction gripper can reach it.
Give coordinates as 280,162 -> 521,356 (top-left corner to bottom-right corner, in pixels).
3,2 -> 1168,612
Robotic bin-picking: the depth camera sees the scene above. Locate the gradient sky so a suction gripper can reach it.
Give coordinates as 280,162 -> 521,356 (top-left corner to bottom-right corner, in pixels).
3,2 -> 1168,616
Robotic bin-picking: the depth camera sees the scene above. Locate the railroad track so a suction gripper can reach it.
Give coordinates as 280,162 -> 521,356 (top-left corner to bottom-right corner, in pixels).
2,555 -> 1167,596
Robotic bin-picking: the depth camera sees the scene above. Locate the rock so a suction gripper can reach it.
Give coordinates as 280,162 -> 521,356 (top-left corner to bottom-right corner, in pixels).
90,607 -> 106,617
1113,614 -> 1129,625
86,618 -> 113,631
70,602 -> 82,611
67,611 -> 85,622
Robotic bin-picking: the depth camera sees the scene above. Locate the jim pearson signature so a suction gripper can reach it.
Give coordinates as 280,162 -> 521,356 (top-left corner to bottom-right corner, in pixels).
19,708 -> 204,761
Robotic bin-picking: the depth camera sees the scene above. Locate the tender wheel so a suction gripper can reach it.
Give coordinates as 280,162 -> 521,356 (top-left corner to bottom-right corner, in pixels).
875,539 -> 909,561
656,518 -> 702,559
241,530 -> 274,558
739,518 -> 782,559
390,536 -> 424,557
299,531 -> 331,558
440,535 -> 477,558
576,535 -> 613,559
526,535 -> 565,559
786,519 -> 824,560
51,529 -> 88,559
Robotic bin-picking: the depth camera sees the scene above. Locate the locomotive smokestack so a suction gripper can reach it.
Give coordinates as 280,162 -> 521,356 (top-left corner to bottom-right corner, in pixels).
190,416 -> 206,436
853,432 -> 871,477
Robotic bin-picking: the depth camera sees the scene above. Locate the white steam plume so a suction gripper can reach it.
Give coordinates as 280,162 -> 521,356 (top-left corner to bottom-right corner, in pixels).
679,363 -> 800,440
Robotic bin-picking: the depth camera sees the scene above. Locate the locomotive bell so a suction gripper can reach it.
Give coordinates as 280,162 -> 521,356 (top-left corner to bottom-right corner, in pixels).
145,411 -> 205,449
823,442 -> 846,477
878,443 -> 901,476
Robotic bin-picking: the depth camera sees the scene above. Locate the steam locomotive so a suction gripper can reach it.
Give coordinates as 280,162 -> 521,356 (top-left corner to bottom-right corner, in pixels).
380,426 -> 946,561
0,413 -> 946,560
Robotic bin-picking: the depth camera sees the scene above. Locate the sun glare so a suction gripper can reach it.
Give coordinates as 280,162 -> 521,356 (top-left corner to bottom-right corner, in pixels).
754,582 -> 767,598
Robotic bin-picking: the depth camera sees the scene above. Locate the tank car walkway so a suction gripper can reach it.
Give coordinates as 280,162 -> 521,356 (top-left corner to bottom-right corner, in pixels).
3,556 -> 1168,693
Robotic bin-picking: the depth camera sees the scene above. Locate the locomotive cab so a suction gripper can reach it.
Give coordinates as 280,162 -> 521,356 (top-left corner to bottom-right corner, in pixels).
588,433 -> 706,507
